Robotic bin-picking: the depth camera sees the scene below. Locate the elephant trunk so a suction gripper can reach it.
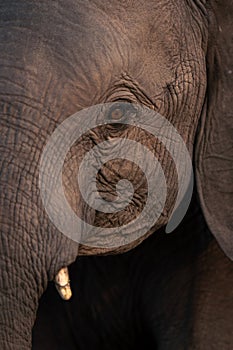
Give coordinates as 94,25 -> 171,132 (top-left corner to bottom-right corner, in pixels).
0,266 -> 41,349
0,290 -> 37,349
0,218 -> 48,349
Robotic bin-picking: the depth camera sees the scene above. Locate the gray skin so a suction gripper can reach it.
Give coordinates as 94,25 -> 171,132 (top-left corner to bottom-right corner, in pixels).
0,0 -> 232,349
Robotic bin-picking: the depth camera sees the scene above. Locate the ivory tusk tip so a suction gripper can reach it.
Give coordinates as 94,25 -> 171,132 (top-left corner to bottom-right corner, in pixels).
55,284 -> 72,300
54,267 -> 72,301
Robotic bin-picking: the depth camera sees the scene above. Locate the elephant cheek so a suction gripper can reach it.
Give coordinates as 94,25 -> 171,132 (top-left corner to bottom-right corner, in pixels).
61,132 -> 177,254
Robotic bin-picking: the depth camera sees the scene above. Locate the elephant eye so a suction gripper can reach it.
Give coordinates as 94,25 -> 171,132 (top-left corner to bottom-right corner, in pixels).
107,102 -> 136,125
110,107 -> 124,121
108,104 -> 125,122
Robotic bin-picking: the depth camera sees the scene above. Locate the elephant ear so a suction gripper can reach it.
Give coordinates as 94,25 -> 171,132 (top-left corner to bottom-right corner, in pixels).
195,1 -> 233,259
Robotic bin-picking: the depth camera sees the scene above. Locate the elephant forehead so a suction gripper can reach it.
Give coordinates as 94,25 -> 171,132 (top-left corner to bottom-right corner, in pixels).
0,1 -> 207,156
1,1 -> 206,102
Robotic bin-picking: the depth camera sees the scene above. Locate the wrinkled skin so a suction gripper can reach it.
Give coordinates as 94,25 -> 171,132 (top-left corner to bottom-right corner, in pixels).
0,0 -> 232,349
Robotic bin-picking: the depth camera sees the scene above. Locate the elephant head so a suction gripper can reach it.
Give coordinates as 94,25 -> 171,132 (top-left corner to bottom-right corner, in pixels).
0,0 -> 232,349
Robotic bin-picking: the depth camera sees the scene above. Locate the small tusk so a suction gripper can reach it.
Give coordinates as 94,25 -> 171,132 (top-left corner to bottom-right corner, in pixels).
54,267 -> 72,300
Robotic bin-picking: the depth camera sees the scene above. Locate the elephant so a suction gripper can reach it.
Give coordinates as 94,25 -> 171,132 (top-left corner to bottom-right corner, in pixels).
0,0 -> 232,349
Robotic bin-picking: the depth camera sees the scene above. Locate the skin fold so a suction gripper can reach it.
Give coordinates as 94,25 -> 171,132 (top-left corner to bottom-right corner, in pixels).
0,0 -> 232,349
